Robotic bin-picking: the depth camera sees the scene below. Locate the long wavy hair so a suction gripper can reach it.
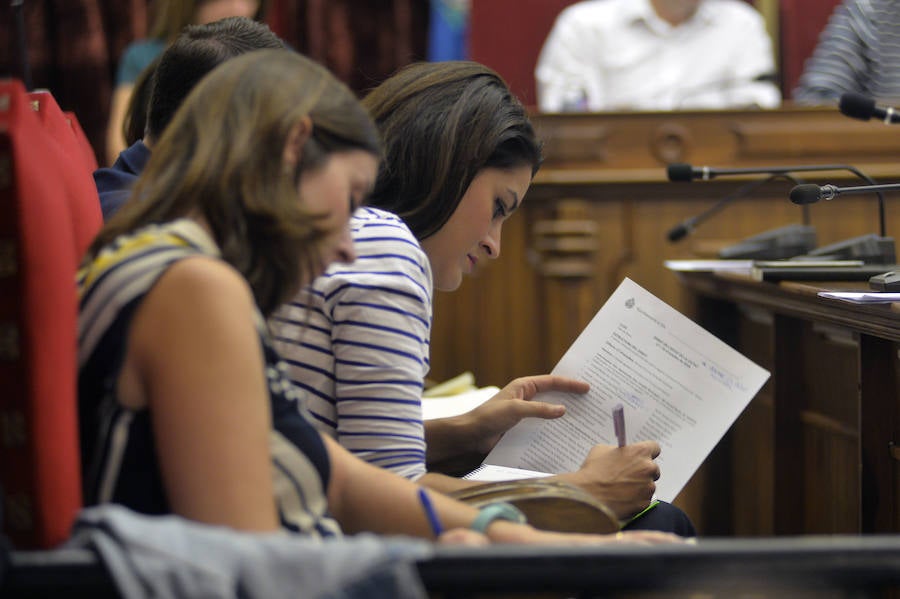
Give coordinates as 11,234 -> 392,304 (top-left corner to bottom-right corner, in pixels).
88,50 -> 381,316
362,60 -> 542,241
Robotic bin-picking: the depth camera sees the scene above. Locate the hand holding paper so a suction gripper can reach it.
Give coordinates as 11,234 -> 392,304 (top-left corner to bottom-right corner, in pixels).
469,278 -> 770,505
430,375 -> 589,456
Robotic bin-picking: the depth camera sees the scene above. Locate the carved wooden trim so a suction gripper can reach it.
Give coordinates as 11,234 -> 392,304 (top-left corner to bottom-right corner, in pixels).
651,122 -> 693,165
540,123 -> 608,164
531,199 -> 597,279
532,108 -> 900,172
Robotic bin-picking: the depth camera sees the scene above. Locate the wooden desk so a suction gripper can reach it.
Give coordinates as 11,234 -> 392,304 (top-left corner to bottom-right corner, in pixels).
678,273 -> 900,536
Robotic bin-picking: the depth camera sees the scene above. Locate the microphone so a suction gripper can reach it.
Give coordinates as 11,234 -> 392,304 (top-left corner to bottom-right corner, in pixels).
667,163 -> 872,182
790,183 -> 898,260
668,162 -> 885,235
839,92 -> 900,124
667,174 -> 799,242
790,182 -> 900,205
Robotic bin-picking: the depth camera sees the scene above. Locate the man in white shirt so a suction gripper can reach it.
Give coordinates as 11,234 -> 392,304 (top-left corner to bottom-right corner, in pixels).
535,0 -> 781,112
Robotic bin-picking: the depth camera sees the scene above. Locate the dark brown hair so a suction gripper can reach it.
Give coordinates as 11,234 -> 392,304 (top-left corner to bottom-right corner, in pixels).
362,60 -> 542,240
147,16 -> 285,139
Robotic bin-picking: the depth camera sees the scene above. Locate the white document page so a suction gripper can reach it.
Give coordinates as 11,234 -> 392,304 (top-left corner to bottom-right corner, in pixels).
421,386 -> 500,420
482,277 -> 770,503
818,291 -> 900,304
663,259 -> 754,273
463,464 -> 551,482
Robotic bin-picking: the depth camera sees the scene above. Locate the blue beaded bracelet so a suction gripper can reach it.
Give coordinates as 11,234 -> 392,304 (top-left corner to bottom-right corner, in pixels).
470,502 -> 527,533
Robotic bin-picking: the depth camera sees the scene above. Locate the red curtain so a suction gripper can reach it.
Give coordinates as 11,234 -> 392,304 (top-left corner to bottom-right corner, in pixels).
269,0 -> 427,96
470,0 -> 579,108
0,0 -> 426,165
1,0 -> 150,164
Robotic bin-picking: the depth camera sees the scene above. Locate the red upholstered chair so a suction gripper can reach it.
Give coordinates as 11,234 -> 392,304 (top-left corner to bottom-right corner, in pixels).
0,79 -> 101,549
64,111 -> 100,173
27,90 -> 102,255
27,91 -> 98,174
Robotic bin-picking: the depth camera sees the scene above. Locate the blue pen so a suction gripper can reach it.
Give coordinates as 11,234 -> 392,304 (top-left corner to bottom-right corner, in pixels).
418,487 -> 444,538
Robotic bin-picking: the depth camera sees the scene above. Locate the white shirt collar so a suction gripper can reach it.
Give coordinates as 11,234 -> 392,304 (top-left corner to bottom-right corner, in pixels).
627,0 -> 715,33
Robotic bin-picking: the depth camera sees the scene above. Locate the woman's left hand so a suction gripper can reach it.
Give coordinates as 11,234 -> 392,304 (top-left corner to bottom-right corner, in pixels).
456,375 -> 589,454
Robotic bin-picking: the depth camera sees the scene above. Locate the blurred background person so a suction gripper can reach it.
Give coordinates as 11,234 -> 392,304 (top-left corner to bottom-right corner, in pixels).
793,0 -> 900,105
95,16 -> 284,220
104,0 -> 267,165
534,0 -> 781,112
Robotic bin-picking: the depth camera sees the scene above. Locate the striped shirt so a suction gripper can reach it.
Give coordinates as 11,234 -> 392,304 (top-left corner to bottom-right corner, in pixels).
272,208 -> 433,481
794,0 -> 900,104
77,219 -> 340,537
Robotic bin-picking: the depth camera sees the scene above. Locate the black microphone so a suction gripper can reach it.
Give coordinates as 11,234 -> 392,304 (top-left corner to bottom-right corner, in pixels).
667,163 -> 872,182
666,163 -> 872,244
667,174 -> 800,242
789,182 -> 900,238
790,182 -> 900,203
668,162 -> 885,235
839,92 -> 900,124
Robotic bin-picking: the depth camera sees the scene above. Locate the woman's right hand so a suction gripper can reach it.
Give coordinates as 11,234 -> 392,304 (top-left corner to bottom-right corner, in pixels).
556,441 -> 662,520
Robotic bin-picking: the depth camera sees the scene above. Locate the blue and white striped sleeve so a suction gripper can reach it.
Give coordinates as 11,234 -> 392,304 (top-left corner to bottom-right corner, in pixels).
273,208 -> 434,481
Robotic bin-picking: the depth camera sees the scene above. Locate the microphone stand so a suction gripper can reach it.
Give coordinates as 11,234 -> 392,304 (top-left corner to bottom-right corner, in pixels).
789,182 -> 899,264
668,174 -> 817,260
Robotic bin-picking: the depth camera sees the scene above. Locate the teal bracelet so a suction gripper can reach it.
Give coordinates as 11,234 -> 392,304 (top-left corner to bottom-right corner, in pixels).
470,502 -> 527,533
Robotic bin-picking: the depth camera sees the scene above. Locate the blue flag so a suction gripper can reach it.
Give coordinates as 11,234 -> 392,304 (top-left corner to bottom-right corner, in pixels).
428,0 -> 470,62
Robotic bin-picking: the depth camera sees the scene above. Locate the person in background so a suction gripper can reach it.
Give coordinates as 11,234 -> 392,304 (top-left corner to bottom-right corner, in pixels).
534,0 -> 781,112
78,48 -> 685,548
105,0 -> 267,165
95,16 -> 284,220
120,56 -> 162,154
793,0 -> 900,105
272,61 -> 695,536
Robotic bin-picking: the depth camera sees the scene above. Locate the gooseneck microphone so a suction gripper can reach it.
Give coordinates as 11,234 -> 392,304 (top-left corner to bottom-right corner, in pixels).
667,162 -> 885,234
839,92 -> 900,124
666,163 -> 884,245
667,174 -> 800,242
667,162 -> 875,183
790,182 -> 900,202
789,182 -> 900,237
